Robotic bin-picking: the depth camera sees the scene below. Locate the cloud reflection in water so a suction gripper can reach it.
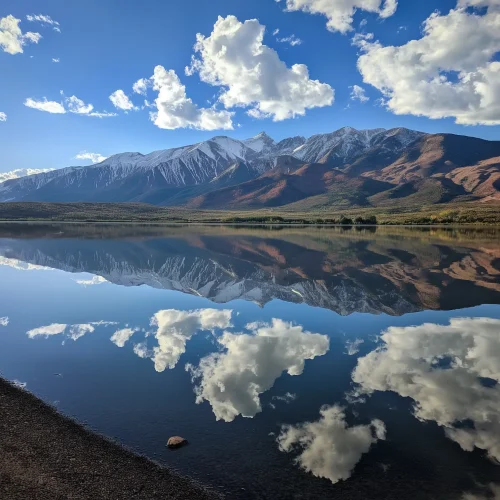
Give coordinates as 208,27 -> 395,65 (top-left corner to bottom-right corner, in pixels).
278,405 -> 386,484
352,317 -> 500,462
187,318 -> 329,422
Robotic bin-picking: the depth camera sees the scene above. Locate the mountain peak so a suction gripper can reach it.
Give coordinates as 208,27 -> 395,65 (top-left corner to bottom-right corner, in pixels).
243,131 -> 275,153
3,125 -> 499,209
253,131 -> 273,139
338,126 -> 357,133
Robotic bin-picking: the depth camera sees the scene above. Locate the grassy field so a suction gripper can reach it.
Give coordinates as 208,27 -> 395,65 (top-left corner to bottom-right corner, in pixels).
1,201 -> 500,224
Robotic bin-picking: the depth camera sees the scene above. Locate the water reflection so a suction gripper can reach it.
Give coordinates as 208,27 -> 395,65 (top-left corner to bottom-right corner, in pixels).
110,327 -> 139,348
25,307 -> 329,422
1,225 -> 500,315
150,308 -> 232,372
187,319 -> 329,422
2,224 -> 500,498
345,338 -> 364,355
352,317 -> 500,462
463,484 -> 500,500
0,255 -> 51,271
27,321 -> 117,341
278,405 -> 385,484
26,308 -> 234,372
75,275 -> 108,286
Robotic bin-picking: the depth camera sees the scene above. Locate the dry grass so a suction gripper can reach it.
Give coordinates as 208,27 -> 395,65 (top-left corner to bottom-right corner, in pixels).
1,201 -> 500,225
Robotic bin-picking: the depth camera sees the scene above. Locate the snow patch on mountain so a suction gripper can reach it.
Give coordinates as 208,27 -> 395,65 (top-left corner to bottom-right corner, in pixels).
0,126 -> 428,202
243,132 -> 276,153
293,127 -> 425,164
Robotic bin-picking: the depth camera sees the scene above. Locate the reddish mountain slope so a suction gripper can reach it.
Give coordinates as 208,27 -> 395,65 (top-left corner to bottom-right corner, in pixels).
443,157 -> 500,202
188,163 -> 392,209
359,134 -> 500,184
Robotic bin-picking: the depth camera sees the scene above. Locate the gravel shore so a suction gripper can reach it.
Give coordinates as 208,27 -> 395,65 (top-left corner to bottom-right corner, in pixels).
0,378 -> 221,499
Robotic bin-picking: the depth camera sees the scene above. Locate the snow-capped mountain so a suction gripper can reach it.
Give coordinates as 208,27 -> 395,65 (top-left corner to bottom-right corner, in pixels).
271,136 -> 307,156
291,127 -> 424,165
0,125 -> 450,205
0,135 -> 263,203
242,131 -> 276,153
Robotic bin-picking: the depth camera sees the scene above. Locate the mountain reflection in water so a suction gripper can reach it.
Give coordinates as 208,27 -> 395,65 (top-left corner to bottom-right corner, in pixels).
0,224 -> 499,316
1,223 -> 500,500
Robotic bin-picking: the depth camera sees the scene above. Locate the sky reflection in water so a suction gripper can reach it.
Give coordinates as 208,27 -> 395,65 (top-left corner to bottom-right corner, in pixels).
0,224 -> 499,499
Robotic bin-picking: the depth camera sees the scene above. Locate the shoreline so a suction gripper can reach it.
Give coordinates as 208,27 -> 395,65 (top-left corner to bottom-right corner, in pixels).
1,201 -> 500,225
0,378 -> 221,499
0,219 -> 499,227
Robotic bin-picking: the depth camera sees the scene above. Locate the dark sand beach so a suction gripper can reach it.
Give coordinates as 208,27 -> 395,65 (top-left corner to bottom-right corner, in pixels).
0,379 -> 220,499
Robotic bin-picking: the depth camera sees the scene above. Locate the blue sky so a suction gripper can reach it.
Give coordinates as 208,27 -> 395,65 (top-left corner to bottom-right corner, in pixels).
1,0 -> 499,173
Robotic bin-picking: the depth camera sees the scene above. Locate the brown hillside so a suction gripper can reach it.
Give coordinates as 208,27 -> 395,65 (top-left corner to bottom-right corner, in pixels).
361,134 -> 500,184
442,157 -> 500,201
187,163 -> 392,209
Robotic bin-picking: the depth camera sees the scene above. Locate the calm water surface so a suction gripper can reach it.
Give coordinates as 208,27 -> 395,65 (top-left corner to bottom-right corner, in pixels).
1,224 -> 500,499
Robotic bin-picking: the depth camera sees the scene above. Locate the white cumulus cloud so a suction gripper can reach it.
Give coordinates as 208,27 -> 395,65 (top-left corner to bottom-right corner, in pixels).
350,84 -> 369,102
109,89 -> 137,111
0,112 -> 6,122
278,405 -> 386,483
132,78 -> 150,96
356,1 -> 500,125
0,168 -> 56,183
186,15 -> 334,121
188,318 -> 329,422
139,66 -> 234,130
65,95 -> 94,114
24,94 -> 117,118
352,317 -> 500,462
24,97 -> 65,114
52,57 -> 59,63
0,15 -> 41,55
74,152 -> 108,164
280,0 -> 398,34
0,316 -> 9,326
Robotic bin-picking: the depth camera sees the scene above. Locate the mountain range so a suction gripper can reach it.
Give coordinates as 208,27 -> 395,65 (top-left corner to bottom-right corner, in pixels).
1,127 -> 500,209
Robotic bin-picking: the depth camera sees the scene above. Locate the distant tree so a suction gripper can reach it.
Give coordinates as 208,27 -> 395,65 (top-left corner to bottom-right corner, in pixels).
340,216 -> 353,225
354,215 -> 377,225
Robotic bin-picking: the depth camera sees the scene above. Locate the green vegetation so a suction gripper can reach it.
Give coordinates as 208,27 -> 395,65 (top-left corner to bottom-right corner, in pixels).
224,215 -> 369,225
0,201 -> 500,225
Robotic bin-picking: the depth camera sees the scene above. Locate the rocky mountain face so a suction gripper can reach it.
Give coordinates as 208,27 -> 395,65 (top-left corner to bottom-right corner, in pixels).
1,127 -> 500,207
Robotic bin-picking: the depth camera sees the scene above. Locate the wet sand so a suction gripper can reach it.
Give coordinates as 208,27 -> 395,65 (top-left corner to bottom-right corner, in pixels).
0,378 -> 221,499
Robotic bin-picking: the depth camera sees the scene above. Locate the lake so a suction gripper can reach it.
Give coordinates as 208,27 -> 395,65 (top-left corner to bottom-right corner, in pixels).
0,223 -> 499,499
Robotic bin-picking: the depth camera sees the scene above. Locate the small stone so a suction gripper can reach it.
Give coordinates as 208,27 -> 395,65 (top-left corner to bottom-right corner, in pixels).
167,436 -> 188,449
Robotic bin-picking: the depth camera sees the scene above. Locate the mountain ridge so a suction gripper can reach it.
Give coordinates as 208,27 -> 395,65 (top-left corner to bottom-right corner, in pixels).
1,126 -> 500,208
